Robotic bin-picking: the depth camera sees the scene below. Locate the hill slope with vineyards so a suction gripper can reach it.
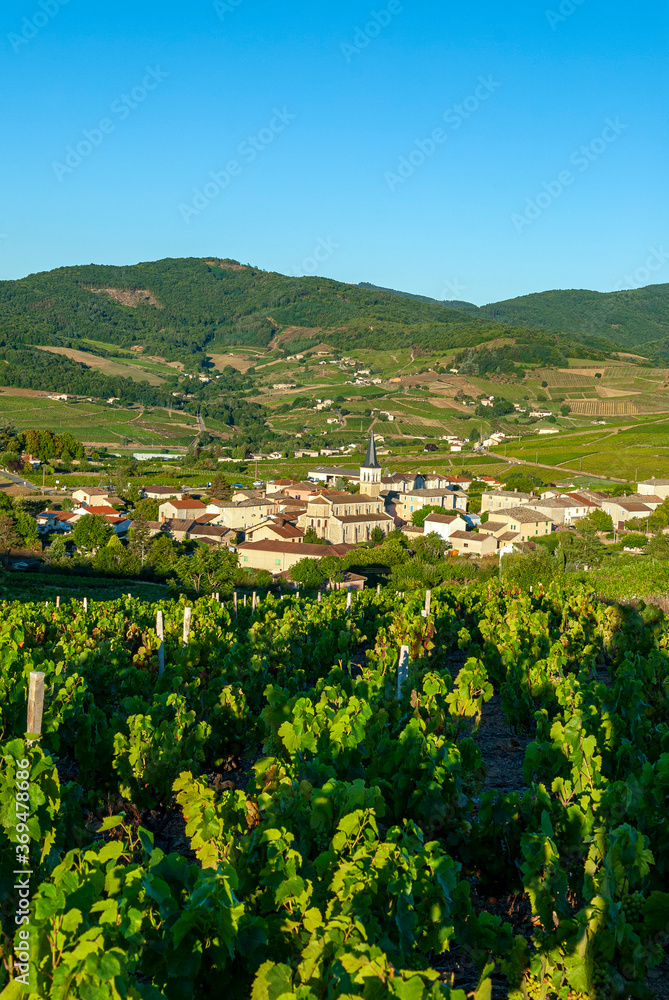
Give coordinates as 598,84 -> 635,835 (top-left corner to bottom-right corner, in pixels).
0,585 -> 668,999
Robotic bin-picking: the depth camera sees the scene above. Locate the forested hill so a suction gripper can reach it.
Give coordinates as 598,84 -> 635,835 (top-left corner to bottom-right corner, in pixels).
0,257 -> 615,371
477,284 -> 669,352
358,280 -> 669,355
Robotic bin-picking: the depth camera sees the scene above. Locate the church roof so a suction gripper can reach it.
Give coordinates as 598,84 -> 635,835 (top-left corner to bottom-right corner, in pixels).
362,430 -> 380,470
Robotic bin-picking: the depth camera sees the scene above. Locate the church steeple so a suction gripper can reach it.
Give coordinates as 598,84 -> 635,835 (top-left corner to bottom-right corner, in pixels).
363,428 -> 380,470
360,429 -> 381,496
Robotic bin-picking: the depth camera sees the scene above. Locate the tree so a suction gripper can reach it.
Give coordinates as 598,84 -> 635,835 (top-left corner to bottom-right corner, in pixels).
72,514 -> 113,555
412,505 -> 448,528
560,404 -> 572,416
414,532 -> 448,561
559,520 -> 607,568
133,498 -> 159,521
125,483 -> 142,506
148,533 -> 180,576
208,473 -> 232,501
621,532 -> 648,550
0,514 -> 20,564
369,526 -> 385,547
647,533 -> 669,560
289,557 -> 326,590
93,535 -> 140,576
45,535 -> 69,565
469,427 -> 480,443
11,501 -> 40,549
174,545 -> 237,595
303,527 -> 327,545
320,555 -> 344,590
583,509 -> 614,532
128,519 -> 153,567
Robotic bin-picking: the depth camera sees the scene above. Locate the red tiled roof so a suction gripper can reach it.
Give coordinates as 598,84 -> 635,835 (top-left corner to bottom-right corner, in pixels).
161,499 -> 207,510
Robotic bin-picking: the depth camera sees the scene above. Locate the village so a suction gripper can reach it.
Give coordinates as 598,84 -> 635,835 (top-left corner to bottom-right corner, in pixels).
28,430 -> 669,586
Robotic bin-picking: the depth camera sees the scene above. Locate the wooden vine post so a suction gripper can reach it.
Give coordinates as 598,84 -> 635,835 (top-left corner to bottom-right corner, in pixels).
156,610 -> 165,677
183,607 -> 192,646
56,596 -> 60,609
397,645 -> 410,700
346,591 -> 352,612
233,592 -> 238,618
83,597 -> 88,613
27,672 -> 45,739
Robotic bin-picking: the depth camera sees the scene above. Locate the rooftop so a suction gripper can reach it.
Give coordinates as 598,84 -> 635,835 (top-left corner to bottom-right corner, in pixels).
498,506 -> 553,523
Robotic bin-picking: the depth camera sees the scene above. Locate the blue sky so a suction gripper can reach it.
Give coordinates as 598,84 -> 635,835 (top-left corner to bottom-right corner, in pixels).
1,0 -> 667,304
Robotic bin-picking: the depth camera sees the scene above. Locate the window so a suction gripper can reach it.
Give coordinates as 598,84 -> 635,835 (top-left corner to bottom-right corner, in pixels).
275,559 -> 281,566
243,556 -> 248,563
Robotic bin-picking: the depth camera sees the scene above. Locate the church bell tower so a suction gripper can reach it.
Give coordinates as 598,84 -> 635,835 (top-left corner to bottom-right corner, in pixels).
360,429 -> 382,497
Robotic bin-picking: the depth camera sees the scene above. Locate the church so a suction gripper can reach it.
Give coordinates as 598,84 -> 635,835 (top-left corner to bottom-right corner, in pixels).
358,428 -> 382,498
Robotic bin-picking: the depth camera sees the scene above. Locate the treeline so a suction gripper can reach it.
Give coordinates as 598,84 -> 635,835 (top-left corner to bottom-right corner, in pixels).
477,284 -> 669,350
0,348 -> 175,405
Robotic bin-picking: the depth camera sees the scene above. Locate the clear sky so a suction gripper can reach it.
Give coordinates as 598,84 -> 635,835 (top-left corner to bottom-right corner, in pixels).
1,0 -> 667,304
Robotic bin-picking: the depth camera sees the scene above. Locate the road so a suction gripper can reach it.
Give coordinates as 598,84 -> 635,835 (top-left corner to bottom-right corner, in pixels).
0,470 -> 41,491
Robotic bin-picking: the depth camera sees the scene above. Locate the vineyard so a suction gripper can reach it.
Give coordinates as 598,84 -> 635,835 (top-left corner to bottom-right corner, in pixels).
566,400 -> 640,416
0,585 -> 668,999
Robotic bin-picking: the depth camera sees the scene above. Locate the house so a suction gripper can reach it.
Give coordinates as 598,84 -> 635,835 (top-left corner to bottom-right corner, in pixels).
380,472 -> 424,492
159,499 -> 208,521
36,511 -> 75,534
245,518 -> 305,544
600,498 -> 653,528
156,519 -> 195,542
448,531 -> 498,557
530,496 -> 584,527
205,498 -> 277,532
422,512 -> 469,541
236,541 -> 353,574
72,487 -> 110,506
480,490 -> 535,514
309,466 -> 361,486
622,493 -> 664,511
401,524 -> 425,541
637,479 -> 669,500
266,479 -> 298,496
480,506 -> 553,541
479,476 -> 503,489
187,524 -> 237,548
398,488 -> 468,520
142,485 -> 186,500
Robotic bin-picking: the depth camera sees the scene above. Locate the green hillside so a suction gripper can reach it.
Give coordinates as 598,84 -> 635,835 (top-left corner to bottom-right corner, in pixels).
0,257 -> 616,377
478,284 -> 669,351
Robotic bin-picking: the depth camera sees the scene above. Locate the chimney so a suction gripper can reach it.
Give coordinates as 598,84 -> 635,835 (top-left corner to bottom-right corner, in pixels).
514,488 -> 518,493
